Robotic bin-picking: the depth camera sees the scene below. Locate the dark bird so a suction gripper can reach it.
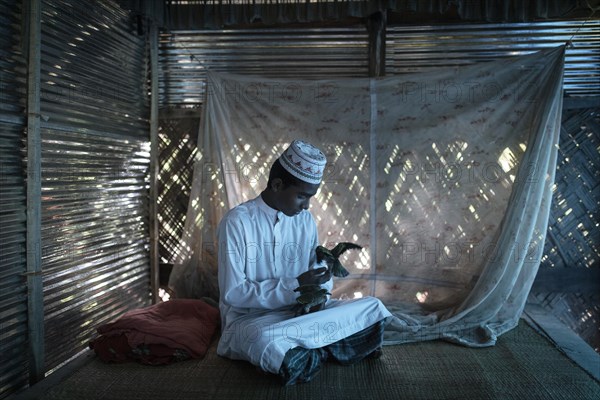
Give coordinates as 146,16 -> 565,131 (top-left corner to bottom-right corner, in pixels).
294,242 -> 362,316
294,284 -> 323,294
296,288 -> 331,305
316,242 -> 362,277
294,287 -> 331,316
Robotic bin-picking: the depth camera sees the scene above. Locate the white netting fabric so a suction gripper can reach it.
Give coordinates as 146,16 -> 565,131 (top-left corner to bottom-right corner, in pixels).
169,46 -> 565,346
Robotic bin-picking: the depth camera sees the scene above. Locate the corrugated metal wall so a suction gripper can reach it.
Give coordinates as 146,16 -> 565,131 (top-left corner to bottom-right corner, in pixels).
0,0 -> 28,398
159,26 -> 369,108
1,1 -> 153,396
386,20 -> 600,96
39,0 -> 151,374
159,20 -> 600,110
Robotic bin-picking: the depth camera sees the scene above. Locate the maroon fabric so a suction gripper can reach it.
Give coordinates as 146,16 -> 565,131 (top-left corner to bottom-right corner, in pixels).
89,299 -> 219,364
90,334 -> 131,363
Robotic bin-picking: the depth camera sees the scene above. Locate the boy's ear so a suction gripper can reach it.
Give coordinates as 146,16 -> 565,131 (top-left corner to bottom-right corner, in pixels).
270,178 -> 283,192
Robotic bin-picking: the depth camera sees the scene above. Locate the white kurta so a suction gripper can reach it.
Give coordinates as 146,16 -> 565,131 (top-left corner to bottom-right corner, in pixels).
217,195 -> 392,373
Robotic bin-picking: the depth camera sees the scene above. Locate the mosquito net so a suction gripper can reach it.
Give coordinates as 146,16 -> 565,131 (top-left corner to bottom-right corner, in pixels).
169,45 -> 565,347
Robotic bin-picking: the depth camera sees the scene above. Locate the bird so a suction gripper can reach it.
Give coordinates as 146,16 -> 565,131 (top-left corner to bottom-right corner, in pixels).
315,242 -> 362,277
293,242 -> 363,316
294,287 -> 330,316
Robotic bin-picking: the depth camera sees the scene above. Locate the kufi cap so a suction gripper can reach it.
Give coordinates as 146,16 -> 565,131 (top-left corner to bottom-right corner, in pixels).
279,140 -> 327,185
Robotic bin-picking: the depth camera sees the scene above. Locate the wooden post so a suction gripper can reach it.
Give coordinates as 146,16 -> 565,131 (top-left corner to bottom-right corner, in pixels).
25,0 -> 45,384
149,21 -> 160,303
366,11 -> 386,295
367,10 -> 386,78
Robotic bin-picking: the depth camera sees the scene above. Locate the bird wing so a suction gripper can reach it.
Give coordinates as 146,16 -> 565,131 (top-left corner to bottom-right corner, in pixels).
331,242 -> 362,258
330,259 -> 350,278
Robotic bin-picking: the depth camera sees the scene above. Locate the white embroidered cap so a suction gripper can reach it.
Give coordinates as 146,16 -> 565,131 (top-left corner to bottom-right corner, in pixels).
279,140 -> 327,185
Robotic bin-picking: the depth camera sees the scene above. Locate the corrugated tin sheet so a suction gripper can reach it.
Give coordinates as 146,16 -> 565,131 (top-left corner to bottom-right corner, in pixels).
158,26 -> 369,107
39,0 -> 151,373
158,20 -> 599,109
386,20 -> 600,96
154,0 -> 595,29
0,0 -> 28,398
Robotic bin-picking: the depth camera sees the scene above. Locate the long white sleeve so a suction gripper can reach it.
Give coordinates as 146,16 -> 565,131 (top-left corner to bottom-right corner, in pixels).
217,197 -> 325,312
218,216 -> 299,309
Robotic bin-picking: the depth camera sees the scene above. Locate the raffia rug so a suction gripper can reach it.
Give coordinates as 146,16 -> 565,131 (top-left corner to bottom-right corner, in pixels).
28,321 -> 600,400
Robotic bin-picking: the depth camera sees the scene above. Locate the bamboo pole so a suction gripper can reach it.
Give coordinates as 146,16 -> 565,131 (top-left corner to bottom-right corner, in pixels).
25,0 -> 45,383
367,11 -> 386,295
149,21 -> 160,303
367,10 -> 386,78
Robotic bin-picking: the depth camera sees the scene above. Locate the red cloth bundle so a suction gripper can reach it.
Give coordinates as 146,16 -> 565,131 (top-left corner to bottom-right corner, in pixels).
89,299 -> 219,365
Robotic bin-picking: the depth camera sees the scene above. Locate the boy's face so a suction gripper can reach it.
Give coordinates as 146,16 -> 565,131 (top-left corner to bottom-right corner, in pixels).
272,180 -> 320,217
